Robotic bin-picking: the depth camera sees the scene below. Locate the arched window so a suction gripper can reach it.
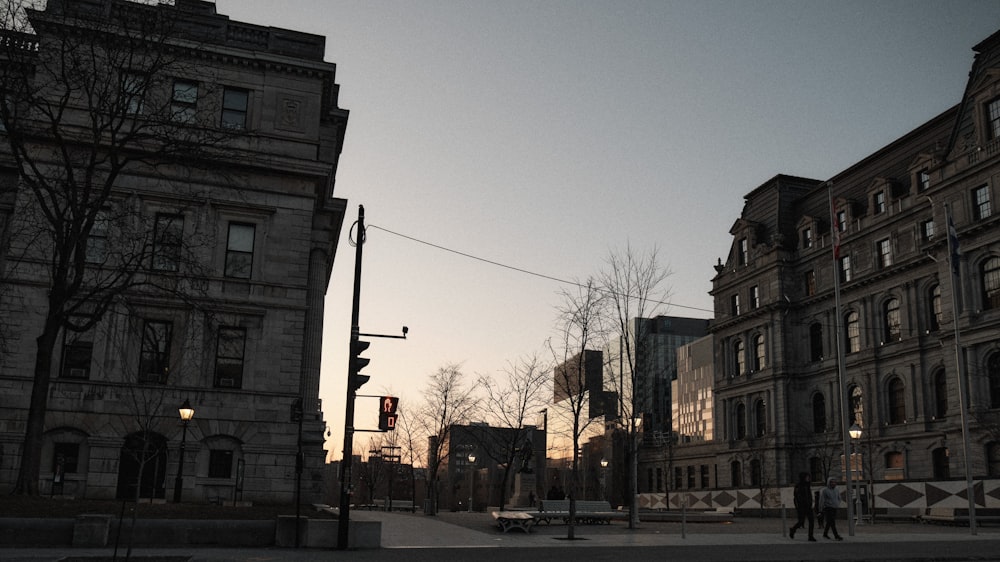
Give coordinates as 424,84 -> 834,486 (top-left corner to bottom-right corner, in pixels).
845,311 -> 860,353
753,399 -> 767,436
928,284 -> 942,332
735,402 -> 747,440
812,393 -> 826,433
753,334 -> 765,371
730,460 -> 742,487
734,340 -> 746,376
886,451 -> 905,480
809,457 -> 824,483
850,385 -> 864,427
932,447 -> 950,479
809,323 -> 823,362
887,377 -> 905,424
983,257 -> 1000,310
750,459 -> 762,486
987,442 -> 1000,478
933,369 -> 948,419
883,298 -> 901,343
989,353 -> 1000,409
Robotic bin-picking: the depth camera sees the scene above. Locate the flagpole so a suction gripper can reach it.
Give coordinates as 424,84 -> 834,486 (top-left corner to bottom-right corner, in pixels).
945,203 -> 977,535
829,183 -> 856,536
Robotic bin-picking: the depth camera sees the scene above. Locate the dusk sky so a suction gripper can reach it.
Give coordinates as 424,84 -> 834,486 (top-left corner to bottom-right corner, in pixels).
215,0 -> 1000,461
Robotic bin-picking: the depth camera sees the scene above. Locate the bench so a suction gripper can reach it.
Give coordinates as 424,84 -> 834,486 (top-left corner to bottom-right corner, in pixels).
920,507 -> 957,524
492,510 -> 536,533
534,499 -> 621,525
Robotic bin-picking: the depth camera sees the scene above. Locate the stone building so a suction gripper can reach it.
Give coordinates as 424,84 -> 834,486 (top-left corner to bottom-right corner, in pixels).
639,28 -> 1000,508
0,0 -> 348,503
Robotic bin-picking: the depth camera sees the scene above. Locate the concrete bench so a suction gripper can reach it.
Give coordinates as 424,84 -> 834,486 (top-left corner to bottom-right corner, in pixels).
492,510 -> 536,533
920,508 -> 957,524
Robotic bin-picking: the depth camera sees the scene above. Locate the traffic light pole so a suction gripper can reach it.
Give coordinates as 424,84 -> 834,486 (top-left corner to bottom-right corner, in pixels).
338,205 -> 365,550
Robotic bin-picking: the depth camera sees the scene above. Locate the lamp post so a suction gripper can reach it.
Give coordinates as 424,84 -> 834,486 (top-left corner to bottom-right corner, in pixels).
630,416 -> 642,529
173,399 -> 195,503
600,458 -> 609,502
467,452 -> 476,513
849,424 -> 863,525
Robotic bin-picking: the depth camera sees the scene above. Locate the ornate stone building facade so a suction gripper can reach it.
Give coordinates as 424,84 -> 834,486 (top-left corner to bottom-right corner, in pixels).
0,0 -> 348,503
641,29 -> 1000,507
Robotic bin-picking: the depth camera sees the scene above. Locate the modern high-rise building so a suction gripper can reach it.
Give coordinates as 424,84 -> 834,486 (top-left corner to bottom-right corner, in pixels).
632,316 -> 709,435
0,0 -> 349,503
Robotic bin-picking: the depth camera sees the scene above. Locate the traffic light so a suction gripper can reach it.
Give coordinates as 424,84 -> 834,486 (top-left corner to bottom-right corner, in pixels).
379,396 -> 399,431
350,339 -> 371,392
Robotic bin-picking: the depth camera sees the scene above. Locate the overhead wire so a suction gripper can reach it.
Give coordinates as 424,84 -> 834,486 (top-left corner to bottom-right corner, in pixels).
366,223 -> 715,315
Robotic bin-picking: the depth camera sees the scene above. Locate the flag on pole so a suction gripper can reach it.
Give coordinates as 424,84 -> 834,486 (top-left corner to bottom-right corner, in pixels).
947,205 -> 961,277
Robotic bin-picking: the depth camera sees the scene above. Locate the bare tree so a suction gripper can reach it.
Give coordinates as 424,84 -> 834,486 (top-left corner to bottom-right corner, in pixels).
1,0 -> 238,495
414,363 -> 478,515
549,277 -> 606,540
476,352 -> 551,509
597,243 -> 671,527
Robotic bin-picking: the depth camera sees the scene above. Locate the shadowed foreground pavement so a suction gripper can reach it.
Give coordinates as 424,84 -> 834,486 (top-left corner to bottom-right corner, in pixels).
4,510 -> 1000,561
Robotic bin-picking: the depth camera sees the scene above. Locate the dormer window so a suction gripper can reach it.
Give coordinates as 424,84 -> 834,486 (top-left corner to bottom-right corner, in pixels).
836,209 -> 848,233
873,191 -> 886,215
919,169 -> 931,191
988,97 -> 1000,140
738,238 -> 748,266
801,227 -> 813,249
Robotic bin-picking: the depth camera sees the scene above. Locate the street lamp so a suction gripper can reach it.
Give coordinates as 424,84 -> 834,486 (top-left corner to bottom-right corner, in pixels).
600,458 -> 609,502
849,423 -> 863,525
630,416 -> 642,529
173,399 -> 195,503
468,453 -> 477,513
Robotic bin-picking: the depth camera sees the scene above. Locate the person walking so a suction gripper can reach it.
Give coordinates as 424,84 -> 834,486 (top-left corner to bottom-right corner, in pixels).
789,472 -> 816,541
819,477 -> 844,540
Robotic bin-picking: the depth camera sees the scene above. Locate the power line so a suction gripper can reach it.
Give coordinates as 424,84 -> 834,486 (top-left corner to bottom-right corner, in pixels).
367,223 -> 715,315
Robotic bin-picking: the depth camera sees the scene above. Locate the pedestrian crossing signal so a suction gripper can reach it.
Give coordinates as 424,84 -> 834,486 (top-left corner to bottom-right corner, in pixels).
379,396 -> 399,431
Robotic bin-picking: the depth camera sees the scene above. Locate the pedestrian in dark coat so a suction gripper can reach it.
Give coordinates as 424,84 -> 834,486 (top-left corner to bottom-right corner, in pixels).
789,472 -> 815,541
819,477 -> 844,540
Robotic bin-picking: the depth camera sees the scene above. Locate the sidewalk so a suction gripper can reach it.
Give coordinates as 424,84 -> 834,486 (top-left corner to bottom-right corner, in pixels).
3,511 -> 999,560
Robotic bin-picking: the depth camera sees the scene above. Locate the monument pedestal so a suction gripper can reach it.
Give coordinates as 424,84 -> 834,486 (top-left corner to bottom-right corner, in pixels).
512,473 -> 537,507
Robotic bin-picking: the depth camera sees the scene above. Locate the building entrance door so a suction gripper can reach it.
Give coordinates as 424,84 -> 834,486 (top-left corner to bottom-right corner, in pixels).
115,432 -> 168,500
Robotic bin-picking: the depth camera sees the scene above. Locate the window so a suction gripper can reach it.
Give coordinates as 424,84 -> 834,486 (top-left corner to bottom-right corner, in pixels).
886,451 -> 905,480
919,169 -> 931,191
850,385 -> 864,427
932,447 -> 950,480
52,443 -> 80,474
60,316 -> 94,379
921,219 -> 935,242
983,256 -> 1000,310
989,443 -> 1000,478
877,238 -> 893,268
839,256 -> 852,283
809,323 -> 823,362
809,457 -> 824,483
805,270 -> 816,296
974,185 -> 992,220
734,402 -> 746,440
700,465 -> 709,489
731,294 -> 741,315
214,327 -> 246,389
208,449 -> 234,479
122,72 -> 145,114
989,353 -> 1000,409
801,227 -> 813,249
873,191 -> 886,215
86,209 -> 110,264
152,214 -> 183,272
750,459 -> 761,487
171,80 -> 198,122
730,461 -> 741,487
753,399 -> 766,436
888,377 -> 905,424
734,340 -> 745,376
221,87 -> 249,129
139,320 -> 172,383
883,298 -> 901,343
687,466 -> 695,489
674,466 -> 682,490
845,311 -> 860,353
224,223 -> 255,279
812,393 -> 826,433
988,97 -> 1000,140
753,334 -> 765,371
933,369 -> 948,419
929,284 -> 942,331
738,238 -> 748,266
656,468 -> 663,492
749,286 -> 759,310
836,209 -> 848,233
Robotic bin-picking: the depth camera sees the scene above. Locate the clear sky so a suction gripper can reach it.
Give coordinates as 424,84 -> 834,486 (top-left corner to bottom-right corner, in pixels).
214,0 -> 1000,462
